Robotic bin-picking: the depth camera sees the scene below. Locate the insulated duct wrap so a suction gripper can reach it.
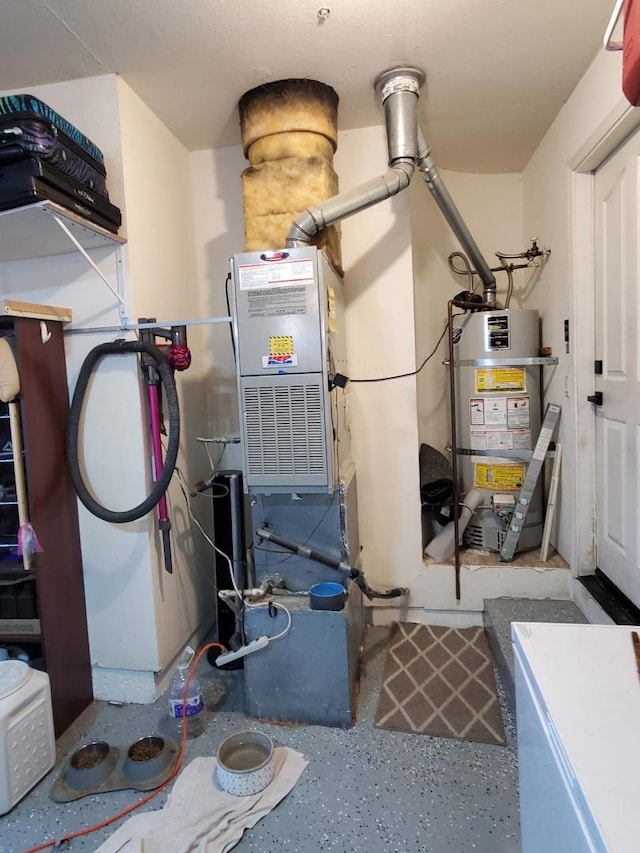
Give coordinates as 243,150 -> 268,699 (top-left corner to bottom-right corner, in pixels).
238,79 -> 342,272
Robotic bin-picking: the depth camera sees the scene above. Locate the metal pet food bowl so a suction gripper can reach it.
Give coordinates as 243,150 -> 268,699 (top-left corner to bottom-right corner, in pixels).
309,581 -> 346,611
122,735 -> 174,785
65,741 -> 117,791
216,731 -> 275,796
50,734 -> 179,802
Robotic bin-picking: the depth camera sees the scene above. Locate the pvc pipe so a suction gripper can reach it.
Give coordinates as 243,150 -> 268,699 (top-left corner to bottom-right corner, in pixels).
425,489 -> 484,562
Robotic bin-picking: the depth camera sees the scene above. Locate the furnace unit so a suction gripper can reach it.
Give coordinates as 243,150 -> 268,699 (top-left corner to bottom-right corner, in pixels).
230,246 -> 361,726
231,245 -> 349,494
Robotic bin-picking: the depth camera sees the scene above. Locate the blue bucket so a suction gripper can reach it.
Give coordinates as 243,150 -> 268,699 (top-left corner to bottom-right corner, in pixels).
309,582 -> 346,611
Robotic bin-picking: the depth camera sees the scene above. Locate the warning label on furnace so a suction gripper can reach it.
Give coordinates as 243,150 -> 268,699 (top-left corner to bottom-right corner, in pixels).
247,286 -> 307,318
475,367 -> 526,393
238,259 -> 315,290
269,335 -> 294,355
262,334 -> 298,367
474,462 -> 526,491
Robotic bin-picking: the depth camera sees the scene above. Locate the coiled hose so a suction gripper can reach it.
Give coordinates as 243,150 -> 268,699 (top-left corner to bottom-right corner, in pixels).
66,340 -> 180,523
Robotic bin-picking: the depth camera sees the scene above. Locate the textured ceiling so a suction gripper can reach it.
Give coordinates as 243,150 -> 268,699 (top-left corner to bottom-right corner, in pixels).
0,0 -> 617,172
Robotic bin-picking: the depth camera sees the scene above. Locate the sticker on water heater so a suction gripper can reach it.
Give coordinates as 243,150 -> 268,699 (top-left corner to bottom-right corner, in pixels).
475,367 -> 526,393
474,462 -> 526,491
470,429 -> 531,451
507,396 -> 530,429
470,399 -> 485,425
483,397 -> 507,427
262,354 -> 298,368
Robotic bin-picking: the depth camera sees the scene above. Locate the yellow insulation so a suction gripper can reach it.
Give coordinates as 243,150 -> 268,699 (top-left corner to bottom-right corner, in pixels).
238,78 -> 342,271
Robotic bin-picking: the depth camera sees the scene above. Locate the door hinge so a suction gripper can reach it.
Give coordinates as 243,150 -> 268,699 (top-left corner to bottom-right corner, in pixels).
594,360 -> 603,375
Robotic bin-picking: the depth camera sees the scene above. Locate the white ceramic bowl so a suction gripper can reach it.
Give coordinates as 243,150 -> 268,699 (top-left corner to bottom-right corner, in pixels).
216,731 -> 275,796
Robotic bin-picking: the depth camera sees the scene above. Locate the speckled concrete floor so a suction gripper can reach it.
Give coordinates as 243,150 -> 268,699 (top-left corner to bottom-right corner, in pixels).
483,597 -> 586,713
2,626 -> 520,852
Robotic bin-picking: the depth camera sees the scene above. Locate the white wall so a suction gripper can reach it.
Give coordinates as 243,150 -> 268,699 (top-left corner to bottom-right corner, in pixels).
115,77 -> 215,676
333,127 -> 420,593
522,46 -> 636,570
189,144 -> 246,468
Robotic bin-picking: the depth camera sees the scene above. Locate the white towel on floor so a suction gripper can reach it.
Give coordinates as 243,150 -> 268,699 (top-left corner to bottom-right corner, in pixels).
95,746 -> 308,853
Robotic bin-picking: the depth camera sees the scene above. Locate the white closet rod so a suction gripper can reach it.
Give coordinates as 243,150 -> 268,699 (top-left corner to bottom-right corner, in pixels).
604,0 -> 624,51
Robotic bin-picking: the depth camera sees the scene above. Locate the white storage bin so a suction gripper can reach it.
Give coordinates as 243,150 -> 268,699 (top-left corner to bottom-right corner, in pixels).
0,660 -> 55,815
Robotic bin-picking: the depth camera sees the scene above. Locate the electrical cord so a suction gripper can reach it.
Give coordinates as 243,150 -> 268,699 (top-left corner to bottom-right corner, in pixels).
240,595 -> 292,640
171,464 -> 292,642
224,273 -> 236,362
200,437 -> 225,477
349,320 -> 450,383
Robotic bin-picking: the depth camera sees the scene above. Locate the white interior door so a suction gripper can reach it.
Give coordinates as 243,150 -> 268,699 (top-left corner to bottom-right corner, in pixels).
594,127 -> 640,606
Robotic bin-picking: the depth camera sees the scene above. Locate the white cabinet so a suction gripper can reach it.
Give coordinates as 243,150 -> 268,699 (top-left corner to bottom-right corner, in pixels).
513,622 -> 640,852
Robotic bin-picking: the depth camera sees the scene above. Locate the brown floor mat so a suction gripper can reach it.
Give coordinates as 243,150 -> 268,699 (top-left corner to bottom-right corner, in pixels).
374,622 -> 506,745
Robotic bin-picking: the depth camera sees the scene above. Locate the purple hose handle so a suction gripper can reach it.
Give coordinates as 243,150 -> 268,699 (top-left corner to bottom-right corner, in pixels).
148,383 -> 172,572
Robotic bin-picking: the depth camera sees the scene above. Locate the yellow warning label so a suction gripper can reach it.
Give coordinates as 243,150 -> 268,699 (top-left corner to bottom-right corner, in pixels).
474,462 -> 526,491
327,286 -> 338,333
475,368 -> 526,393
269,335 -> 294,355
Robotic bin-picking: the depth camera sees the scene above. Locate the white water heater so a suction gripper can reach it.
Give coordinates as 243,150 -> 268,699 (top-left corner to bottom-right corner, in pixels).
454,309 -> 543,553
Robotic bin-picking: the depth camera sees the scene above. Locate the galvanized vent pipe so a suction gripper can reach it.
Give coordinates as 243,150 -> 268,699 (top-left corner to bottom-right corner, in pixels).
286,67 -> 424,246
415,126 -> 497,304
286,66 -> 496,305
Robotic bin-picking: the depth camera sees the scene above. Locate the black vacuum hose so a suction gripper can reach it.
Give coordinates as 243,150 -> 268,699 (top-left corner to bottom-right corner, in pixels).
66,340 -> 180,523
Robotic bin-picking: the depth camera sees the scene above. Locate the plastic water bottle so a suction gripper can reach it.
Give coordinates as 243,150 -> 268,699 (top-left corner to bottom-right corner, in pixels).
166,646 -> 205,739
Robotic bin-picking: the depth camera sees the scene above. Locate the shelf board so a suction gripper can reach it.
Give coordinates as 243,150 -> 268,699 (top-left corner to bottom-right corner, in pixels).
0,299 -> 72,323
0,200 -> 125,262
0,618 -> 40,637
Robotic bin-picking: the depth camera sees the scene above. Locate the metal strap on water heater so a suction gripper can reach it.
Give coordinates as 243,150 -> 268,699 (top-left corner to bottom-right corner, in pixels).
499,403 -> 561,563
454,356 -> 558,368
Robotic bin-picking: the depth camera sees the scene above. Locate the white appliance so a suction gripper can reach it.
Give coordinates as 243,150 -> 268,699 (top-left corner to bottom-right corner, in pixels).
513,622 -> 640,852
0,660 -> 55,815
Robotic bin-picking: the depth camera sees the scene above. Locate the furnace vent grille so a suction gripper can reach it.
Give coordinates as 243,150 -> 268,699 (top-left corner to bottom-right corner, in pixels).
242,381 -> 327,480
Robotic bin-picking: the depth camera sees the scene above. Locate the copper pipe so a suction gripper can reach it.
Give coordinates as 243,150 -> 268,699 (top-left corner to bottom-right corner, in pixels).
447,300 -> 461,601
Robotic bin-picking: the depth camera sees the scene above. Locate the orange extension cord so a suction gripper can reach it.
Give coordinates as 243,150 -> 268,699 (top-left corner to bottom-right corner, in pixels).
22,641 -> 226,853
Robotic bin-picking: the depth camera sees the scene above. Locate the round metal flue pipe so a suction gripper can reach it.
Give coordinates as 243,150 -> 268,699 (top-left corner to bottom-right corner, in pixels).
286,67 -> 425,248
374,67 -> 426,164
